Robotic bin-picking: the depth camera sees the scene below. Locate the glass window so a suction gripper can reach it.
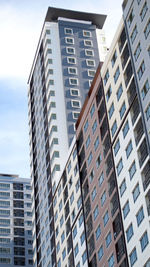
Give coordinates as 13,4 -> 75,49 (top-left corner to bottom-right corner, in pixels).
138,61 -> 145,80
66,47 -> 75,54
140,231 -> 149,252
106,86 -> 112,102
111,50 -> 117,67
90,104 -> 95,118
84,40 -> 93,47
131,25 -> 138,44
130,248 -> 137,266
114,66 -> 120,84
123,120 -> 129,138
106,231 -> 112,247
123,201 -> 130,219
117,84 -> 123,101
136,206 -> 144,226
98,245 -> 103,261
62,248 -> 66,260
101,191 -> 106,207
73,226 -> 77,239
108,102 -> 115,119
108,254 -> 115,267
104,69 -> 109,85
145,103 -> 150,120
88,69 -> 96,77
67,57 -> 76,64
65,37 -> 74,44
120,179 -> 126,197
64,28 -> 73,34
85,49 -> 94,56
83,30 -> 91,37
71,100 -> 80,107
99,172 -> 104,187
140,2 -> 148,21
91,187 -> 97,201
84,120 -> 89,133
120,102 -> 126,119
92,120 -> 97,134
82,251 -> 87,265
95,225 -> 101,240
117,158 -> 123,176
86,59 -> 95,66
103,210 -> 109,226
94,136 -> 99,151
88,151 -> 93,166
132,183 -> 140,202
141,80 -> 149,100
96,153 -> 102,169
93,205 -> 99,221
111,120 -> 117,137
126,223 -> 134,242
80,231 -> 85,245
144,19 -> 150,39
114,139 -> 120,156
89,169 -> 95,183
126,140 -> 133,158
128,9 -> 134,27
74,243 -> 79,257
134,42 -> 141,61
129,161 -> 136,180
68,67 -> 77,74
79,213 -> 83,227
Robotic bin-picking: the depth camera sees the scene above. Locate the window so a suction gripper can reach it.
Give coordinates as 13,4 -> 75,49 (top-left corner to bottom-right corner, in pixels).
88,151 -> 93,166
79,213 -> 83,227
84,119 -> 89,133
64,28 -> 73,34
70,192 -> 74,205
131,25 -> 138,44
73,112 -> 80,119
106,231 -> 112,247
111,50 -> 117,67
130,248 -> 137,266
148,46 -> 150,56
94,136 -> 99,151
65,37 -> 74,44
126,224 -> 134,242
86,59 -> 95,66
95,225 -> 101,240
62,248 -> 66,260
74,243 -> 79,257
140,231 -> 149,251
144,20 -> 150,39
61,231 -> 65,244
120,102 -> 126,119
71,100 -> 80,108
132,183 -> 140,202
128,9 -> 134,27
76,179 -> 80,193
80,232 -> 85,245
89,169 -> 95,183
117,84 -> 123,101
126,140 -> 133,158
98,246 -> 103,261
93,205 -> 99,221
138,61 -> 145,80
114,139 -> 120,156
123,120 -> 129,138
0,183 -> 10,189
117,158 -> 123,176
99,172 -> 104,187
82,250 -> 87,265
92,120 -> 97,134
84,40 -> 93,47
145,103 -> 150,120
129,161 -> 136,180
83,30 -> 91,37
141,80 -> 149,99
140,2 -> 148,21
104,69 -> 109,85
70,89 -> 79,96
88,69 -> 96,77
100,191 -> 106,208
77,196 -> 82,209
85,49 -> 94,56
111,120 -> 117,137
134,42 -> 141,61
96,153 -> 102,169
66,47 -> 75,54
120,179 -> 126,197
73,226 -> 77,239
136,206 -> 144,226
103,210 -> 109,226
67,57 -> 76,64
114,66 -> 120,84
137,0 -> 141,4
90,104 -> 95,117
108,102 -> 114,119
86,135 -> 91,149
106,86 -> 112,102
91,187 -> 97,201
123,201 -> 130,219
108,254 -> 115,267
68,67 -> 77,74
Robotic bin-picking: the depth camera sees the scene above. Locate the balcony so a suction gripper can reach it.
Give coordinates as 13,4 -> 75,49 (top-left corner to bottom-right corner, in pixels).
119,27 -> 126,52
78,146 -> 85,169
67,234 -> 72,254
83,179 -> 89,200
115,235 -> 125,263
85,197 -> 91,219
131,97 -> 140,125
96,83 -> 103,107
134,118 -> 144,146
105,153 -> 113,177
77,130 -> 83,152
145,189 -> 150,216
86,215 -> 93,237
103,134 -> 110,158
68,252 -> 74,267
80,163 -> 87,185
89,254 -> 97,267
65,201 -> 70,220
142,160 -> 150,191
63,186 -> 68,204
100,117 -> 108,141
98,100 -> 105,123
127,78 -> 137,106
121,44 -> 129,70
111,192 -> 119,217
138,138 -> 148,168
124,61 -> 133,88
88,234 -> 95,258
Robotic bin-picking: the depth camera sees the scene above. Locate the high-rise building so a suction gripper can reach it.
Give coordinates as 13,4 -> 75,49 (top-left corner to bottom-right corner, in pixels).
101,2 -> 150,265
28,7 -> 107,267
0,174 -> 33,267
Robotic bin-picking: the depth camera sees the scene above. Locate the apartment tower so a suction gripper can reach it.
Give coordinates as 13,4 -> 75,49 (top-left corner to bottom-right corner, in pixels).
0,174 -> 33,266
28,7 -> 107,267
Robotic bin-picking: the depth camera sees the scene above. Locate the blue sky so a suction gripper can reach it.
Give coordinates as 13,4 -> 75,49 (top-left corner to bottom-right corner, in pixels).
0,0 -> 122,178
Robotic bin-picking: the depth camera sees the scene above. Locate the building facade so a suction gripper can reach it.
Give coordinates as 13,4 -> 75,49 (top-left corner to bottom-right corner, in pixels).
28,7 -> 107,267
101,7 -> 150,266
0,174 -> 33,266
